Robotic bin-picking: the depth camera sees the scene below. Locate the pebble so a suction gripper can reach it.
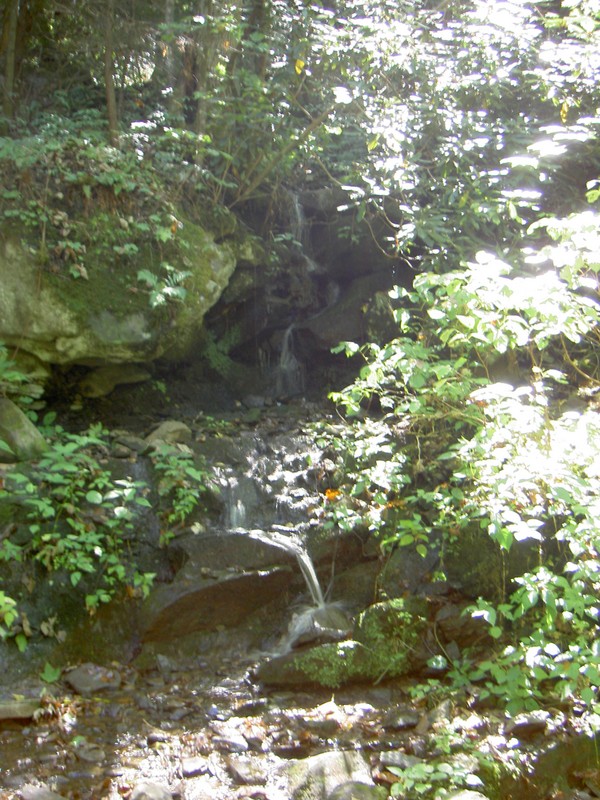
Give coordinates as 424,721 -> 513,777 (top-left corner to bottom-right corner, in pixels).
380,751 -> 424,769
181,755 -> 210,777
130,783 -> 172,800
212,732 -> 249,753
382,707 -> 420,730
19,786 -> 67,800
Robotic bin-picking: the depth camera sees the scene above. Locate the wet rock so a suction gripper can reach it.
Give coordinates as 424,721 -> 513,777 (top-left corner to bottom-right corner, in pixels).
434,603 -> 490,647
78,364 -> 151,398
111,430 -> 147,453
226,755 -> 268,785
212,731 -> 249,753
504,711 -> 549,739
382,707 -> 420,730
130,783 -> 172,800
63,662 -> 121,695
147,730 -> 171,746
299,272 -> 393,351
279,750 -> 375,800
445,792 -> 489,800
257,597 -> 428,688
327,782 -> 388,800
0,398 -> 48,462
181,756 -> 210,777
0,699 -> 40,721
18,786 -> 67,800
142,566 -> 291,642
380,752 -> 423,769
283,602 -> 352,650
144,420 -> 192,447
74,740 -> 106,763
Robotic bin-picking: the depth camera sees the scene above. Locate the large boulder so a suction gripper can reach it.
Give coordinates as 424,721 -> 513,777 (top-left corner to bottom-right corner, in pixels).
140,532 -> 297,643
0,218 -> 260,366
0,398 -> 48,462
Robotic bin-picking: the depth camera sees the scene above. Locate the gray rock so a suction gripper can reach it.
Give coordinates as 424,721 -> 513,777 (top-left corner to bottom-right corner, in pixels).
78,364 -> 151,397
279,750 -> 374,800
0,220 -> 246,365
327,782 -> 387,800
504,711 -> 549,739
445,792 -> 489,800
19,785 -> 67,800
0,699 -> 40,721
181,756 -> 209,777
74,741 -> 106,763
257,597 -> 428,688
380,751 -> 423,769
0,398 -> 48,461
226,755 -> 268,785
130,783 -> 172,800
212,732 -> 249,753
63,662 -> 121,695
144,420 -> 192,447
141,566 -> 291,642
382,706 -> 420,730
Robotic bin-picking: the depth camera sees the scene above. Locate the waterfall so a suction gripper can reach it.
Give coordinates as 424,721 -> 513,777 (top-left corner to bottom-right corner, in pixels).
211,432 -> 351,654
247,529 -> 325,608
289,191 -> 305,249
275,324 -> 305,398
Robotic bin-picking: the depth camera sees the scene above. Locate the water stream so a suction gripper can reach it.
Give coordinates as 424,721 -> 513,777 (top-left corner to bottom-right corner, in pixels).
274,324 -> 305,398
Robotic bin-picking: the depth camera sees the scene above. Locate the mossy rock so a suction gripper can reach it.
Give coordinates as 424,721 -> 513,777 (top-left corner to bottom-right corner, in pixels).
0,211 -> 254,365
257,598 -> 428,688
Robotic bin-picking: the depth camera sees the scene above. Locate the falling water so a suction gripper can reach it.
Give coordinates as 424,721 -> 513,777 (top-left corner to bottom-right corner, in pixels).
289,191 -> 305,248
247,528 -> 325,607
275,324 -> 305,398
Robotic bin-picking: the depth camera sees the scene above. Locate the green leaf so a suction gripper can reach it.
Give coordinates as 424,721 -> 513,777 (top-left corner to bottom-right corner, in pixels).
428,308 -> 445,320
86,490 -> 103,504
40,662 -> 62,683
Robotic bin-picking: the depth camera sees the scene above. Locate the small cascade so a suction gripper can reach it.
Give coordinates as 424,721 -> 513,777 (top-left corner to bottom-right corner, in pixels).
225,480 -> 247,529
275,324 -> 305,398
208,425 -> 351,652
247,528 -> 351,654
289,191 -> 306,249
287,189 -> 320,274
249,528 -> 325,607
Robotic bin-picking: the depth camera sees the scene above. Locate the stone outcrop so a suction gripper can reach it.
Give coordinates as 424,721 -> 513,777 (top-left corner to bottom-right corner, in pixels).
0,398 -> 48,462
0,218 -> 261,368
140,532 -> 296,643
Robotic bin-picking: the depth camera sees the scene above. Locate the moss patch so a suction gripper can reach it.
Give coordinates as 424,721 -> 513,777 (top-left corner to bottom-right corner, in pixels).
262,598 -> 429,689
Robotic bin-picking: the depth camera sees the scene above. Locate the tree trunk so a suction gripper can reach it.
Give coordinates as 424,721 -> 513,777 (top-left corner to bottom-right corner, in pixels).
2,0 -> 19,118
104,0 -> 119,146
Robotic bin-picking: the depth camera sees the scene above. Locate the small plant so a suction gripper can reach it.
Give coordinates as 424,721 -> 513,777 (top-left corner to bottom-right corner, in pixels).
137,263 -> 191,308
150,443 -> 209,541
203,325 -> 243,379
0,423 -> 155,626
389,758 -> 484,799
0,591 -> 20,646
0,343 -> 27,403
